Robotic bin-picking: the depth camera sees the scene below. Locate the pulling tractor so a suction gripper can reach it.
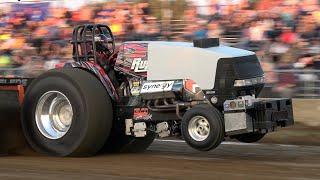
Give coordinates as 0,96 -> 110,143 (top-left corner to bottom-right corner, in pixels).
0,24 -> 294,156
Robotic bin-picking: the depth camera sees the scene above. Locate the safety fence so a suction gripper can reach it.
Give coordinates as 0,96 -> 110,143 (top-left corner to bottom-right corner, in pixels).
0,58 -> 71,78
261,69 -> 320,99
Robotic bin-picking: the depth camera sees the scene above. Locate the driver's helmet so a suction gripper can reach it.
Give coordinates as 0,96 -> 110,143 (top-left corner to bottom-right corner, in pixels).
94,34 -> 111,54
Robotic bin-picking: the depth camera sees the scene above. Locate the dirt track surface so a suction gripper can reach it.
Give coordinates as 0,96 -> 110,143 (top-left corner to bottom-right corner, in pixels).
0,140 -> 318,180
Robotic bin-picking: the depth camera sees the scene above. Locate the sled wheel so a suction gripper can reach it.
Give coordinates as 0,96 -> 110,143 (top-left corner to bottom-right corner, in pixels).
181,104 -> 224,151
232,133 -> 266,143
21,68 -> 113,157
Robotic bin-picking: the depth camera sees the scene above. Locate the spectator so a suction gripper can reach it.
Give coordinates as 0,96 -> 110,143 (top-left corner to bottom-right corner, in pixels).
0,0 -> 318,88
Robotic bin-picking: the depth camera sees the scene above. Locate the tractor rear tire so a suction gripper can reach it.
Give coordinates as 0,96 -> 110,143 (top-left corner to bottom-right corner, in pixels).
21,68 -> 113,157
181,104 -> 224,151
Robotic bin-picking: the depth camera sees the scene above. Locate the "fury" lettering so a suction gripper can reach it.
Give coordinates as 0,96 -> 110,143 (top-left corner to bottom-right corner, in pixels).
131,58 -> 147,72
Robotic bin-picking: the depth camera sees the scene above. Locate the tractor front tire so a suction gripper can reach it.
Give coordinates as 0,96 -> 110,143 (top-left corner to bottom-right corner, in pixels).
21,68 -> 113,157
181,105 -> 224,151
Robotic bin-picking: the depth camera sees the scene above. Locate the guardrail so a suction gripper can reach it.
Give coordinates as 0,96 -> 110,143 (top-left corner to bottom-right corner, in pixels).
263,69 -> 320,99
0,58 -> 71,78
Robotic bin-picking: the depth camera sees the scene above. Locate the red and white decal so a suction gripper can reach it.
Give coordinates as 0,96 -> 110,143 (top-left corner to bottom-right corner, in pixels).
115,43 -> 148,77
133,108 -> 152,120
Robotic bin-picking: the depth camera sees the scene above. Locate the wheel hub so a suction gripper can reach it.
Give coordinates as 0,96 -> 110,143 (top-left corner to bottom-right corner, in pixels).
35,91 -> 73,139
188,116 -> 210,141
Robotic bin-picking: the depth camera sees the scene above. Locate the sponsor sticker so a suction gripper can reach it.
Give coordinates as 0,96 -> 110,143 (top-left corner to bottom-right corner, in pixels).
205,90 -> 216,95
133,108 -> 152,120
0,78 -> 28,86
140,81 -> 174,93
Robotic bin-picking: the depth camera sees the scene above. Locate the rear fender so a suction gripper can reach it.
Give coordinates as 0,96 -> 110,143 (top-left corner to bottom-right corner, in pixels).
64,62 -> 119,102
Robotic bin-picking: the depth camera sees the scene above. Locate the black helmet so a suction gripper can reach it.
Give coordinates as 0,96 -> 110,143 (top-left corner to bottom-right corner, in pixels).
94,34 -> 112,54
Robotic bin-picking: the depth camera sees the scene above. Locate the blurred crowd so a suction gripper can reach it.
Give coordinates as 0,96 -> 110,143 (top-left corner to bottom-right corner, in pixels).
0,0 -> 319,97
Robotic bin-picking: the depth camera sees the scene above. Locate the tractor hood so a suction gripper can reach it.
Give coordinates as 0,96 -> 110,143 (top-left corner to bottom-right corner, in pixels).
147,41 -> 257,89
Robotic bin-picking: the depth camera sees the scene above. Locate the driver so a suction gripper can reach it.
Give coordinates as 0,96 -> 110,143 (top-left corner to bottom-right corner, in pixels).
94,33 -> 119,87
94,34 -> 116,72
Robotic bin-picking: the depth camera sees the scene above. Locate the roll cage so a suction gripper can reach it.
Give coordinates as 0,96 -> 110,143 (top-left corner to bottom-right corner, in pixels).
71,24 -> 115,63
